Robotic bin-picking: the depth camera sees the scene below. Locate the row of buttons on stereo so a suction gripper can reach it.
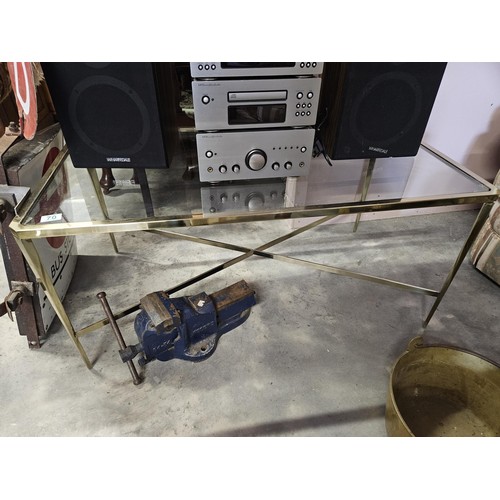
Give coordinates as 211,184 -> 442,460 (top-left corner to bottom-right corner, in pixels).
198,64 -> 217,71
295,91 -> 314,119
211,162 -> 297,174
300,62 -> 318,68
216,165 -> 241,173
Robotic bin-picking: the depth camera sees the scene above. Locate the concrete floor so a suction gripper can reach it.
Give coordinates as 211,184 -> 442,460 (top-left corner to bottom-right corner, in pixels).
0,209 -> 499,437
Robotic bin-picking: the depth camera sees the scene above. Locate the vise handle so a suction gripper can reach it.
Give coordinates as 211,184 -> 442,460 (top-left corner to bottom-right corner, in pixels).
96,291 -> 143,386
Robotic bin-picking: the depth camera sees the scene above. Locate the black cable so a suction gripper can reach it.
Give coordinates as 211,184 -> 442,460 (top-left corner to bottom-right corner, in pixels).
313,107 -> 332,166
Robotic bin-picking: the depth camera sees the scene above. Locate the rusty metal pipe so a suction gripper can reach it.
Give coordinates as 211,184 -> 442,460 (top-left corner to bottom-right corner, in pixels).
96,291 -> 142,385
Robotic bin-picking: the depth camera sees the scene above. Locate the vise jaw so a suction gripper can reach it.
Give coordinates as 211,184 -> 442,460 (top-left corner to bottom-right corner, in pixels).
129,280 -> 256,365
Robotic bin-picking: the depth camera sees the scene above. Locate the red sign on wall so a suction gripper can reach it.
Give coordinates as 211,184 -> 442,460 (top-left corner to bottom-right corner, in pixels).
7,62 -> 38,140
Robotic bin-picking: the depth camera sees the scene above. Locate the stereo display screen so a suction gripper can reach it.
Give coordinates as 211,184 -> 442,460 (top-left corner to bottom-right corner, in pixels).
228,104 -> 287,125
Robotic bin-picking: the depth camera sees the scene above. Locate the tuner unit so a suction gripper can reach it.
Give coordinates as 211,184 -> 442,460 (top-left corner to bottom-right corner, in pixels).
196,128 -> 315,182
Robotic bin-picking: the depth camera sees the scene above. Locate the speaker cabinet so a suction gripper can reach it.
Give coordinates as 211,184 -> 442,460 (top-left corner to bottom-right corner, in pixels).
41,62 -> 179,168
317,62 -> 447,160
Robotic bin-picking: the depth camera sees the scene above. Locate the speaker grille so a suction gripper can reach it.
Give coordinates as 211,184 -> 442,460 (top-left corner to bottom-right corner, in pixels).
69,76 -> 149,155
41,62 -> 179,168
318,63 -> 447,160
351,71 -> 422,145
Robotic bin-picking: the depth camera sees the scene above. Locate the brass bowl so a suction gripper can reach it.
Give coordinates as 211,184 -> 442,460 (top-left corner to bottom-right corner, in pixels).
386,337 -> 500,437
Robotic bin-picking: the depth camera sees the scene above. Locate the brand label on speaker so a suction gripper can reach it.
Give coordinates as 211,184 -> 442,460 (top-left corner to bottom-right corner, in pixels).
368,146 -> 389,154
106,157 -> 131,163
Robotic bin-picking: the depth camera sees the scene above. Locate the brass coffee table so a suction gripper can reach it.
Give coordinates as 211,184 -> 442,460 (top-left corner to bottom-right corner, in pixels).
8,142 -> 498,371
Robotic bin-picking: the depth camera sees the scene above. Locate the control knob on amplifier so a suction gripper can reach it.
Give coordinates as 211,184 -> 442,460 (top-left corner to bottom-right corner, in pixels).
245,149 -> 267,171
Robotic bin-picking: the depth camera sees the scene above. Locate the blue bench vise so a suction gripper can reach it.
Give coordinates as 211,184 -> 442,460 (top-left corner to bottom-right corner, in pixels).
113,280 -> 256,372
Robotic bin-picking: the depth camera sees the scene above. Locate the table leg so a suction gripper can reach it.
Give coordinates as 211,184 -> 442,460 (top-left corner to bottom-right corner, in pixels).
423,202 -> 494,327
353,158 -> 376,233
87,168 -> 119,254
134,169 -> 154,218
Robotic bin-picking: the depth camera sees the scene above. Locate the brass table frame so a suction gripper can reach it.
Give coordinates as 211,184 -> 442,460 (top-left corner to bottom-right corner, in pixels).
8,144 -> 499,369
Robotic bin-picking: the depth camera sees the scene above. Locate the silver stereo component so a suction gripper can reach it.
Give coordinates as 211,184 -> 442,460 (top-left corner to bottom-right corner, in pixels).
196,128 -> 315,182
201,180 -> 286,215
190,62 -> 324,78
192,77 -> 322,131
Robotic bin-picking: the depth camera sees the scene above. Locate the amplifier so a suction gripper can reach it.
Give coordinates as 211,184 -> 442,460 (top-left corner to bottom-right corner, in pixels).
196,127 -> 315,182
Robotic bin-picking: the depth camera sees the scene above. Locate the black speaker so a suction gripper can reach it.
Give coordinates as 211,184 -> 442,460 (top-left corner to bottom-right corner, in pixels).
41,62 -> 179,168
317,62 -> 447,160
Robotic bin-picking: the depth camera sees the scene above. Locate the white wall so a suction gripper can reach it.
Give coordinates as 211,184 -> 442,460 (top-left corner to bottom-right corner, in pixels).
423,62 -> 500,182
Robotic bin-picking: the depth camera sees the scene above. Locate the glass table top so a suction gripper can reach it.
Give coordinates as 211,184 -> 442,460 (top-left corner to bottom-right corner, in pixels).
11,131 -> 498,237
